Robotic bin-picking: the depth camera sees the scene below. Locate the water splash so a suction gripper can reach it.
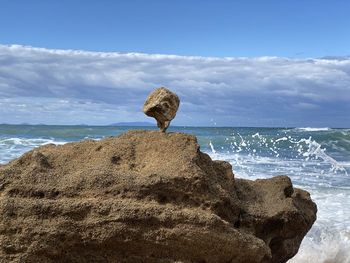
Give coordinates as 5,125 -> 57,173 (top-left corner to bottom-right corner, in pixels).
289,229 -> 350,263
299,137 -> 348,175
218,131 -> 349,178
200,131 -> 350,193
288,186 -> 350,263
209,141 -> 217,155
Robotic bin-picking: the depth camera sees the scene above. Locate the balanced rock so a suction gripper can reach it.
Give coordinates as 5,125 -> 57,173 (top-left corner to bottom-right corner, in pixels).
0,131 -> 317,263
143,87 -> 180,132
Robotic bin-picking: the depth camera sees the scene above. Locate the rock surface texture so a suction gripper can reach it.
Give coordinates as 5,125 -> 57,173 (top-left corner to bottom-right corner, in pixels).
0,131 -> 317,263
143,87 -> 180,132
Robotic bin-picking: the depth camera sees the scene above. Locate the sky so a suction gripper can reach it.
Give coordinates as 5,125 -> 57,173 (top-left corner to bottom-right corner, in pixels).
0,0 -> 349,127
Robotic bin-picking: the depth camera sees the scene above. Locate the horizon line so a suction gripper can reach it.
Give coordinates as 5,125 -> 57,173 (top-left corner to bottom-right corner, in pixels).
0,123 -> 348,129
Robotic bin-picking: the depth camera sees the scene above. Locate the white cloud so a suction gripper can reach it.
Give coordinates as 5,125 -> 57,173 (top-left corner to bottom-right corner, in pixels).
0,44 -> 349,127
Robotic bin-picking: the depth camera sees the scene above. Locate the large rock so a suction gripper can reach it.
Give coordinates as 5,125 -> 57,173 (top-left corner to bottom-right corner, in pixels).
0,131 -> 316,263
143,87 -> 180,132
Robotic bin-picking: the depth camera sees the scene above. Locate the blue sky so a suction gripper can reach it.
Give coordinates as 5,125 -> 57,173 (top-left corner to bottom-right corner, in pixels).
1,0 -> 350,57
0,1 -> 349,127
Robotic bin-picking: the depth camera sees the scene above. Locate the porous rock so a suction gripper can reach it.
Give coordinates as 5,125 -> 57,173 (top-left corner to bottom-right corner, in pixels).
143,87 -> 180,132
0,131 -> 316,263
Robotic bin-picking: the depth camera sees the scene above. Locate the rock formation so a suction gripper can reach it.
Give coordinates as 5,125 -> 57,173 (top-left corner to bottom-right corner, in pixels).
143,87 -> 180,132
0,131 -> 316,263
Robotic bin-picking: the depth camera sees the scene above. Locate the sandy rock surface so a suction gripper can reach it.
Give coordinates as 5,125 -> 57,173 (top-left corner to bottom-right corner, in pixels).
0,130 -> 316,263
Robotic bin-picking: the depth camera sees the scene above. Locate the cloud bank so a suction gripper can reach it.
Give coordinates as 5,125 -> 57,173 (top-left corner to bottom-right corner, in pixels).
0,44 -> 349,127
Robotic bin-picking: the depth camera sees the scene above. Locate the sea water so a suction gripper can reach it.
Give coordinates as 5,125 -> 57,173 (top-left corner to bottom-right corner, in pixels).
0,125 -> 349,262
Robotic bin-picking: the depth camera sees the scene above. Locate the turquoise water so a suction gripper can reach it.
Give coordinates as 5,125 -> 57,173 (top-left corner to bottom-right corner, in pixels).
1,125 -> 349,262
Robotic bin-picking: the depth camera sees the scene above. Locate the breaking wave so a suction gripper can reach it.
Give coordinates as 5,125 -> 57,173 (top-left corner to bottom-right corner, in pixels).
0,137 -> 67,164
296,127 -> 331,132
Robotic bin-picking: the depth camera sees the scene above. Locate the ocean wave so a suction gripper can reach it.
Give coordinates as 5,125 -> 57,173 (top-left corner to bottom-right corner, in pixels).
289,229 -> 350,263
296,127 -> 331,132
288,187 -> 350,263
0,137 -> 67,146
0,137 -> 68,164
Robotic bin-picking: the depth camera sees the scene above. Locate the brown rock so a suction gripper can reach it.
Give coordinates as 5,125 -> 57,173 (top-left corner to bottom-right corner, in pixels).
0,131 -> 316,263
143,87 -> 180,132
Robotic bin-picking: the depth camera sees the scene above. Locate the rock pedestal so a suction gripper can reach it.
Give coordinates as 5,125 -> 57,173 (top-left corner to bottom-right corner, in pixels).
0,131 -> 316,263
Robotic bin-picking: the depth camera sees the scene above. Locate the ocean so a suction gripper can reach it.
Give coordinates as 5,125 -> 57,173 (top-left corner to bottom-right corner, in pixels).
0,124 -> 349,263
